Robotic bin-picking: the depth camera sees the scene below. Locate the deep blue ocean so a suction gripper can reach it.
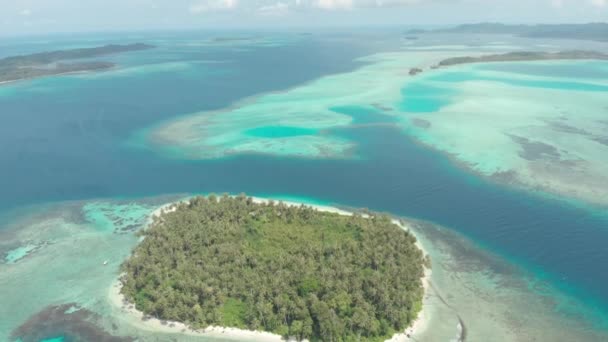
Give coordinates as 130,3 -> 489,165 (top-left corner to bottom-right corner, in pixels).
2,31 -> 608,337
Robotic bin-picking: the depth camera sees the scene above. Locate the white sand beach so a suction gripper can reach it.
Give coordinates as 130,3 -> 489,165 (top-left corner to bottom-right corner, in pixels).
108,197 -> 432,341
108,280 -> 285,341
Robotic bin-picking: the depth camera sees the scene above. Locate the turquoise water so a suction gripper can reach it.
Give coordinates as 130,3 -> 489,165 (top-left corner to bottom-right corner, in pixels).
431,70 -> 608,91
244,126 -> 318,138
330,105 -> 397,124
2,32 -> 608,341
398,83 -> 453,112
395,59 -> 608,319
477,61 -> 608,79
4,245 -> 37,264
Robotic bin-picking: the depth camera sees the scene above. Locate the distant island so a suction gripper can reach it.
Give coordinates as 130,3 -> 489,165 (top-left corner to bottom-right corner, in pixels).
404,50 -> 608,77
409,67 -> 423,76
437,50 -> 608,67
0,43 -> 154,83
119,195 -> 426,341
410,23 -> 608,42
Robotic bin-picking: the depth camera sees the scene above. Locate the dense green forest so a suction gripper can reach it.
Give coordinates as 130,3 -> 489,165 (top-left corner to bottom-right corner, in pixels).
121,195 -> 426,341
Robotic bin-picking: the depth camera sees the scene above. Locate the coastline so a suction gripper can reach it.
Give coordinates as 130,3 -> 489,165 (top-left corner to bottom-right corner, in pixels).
107,197 -> 432,341
0,68 -> 117,88
108,279 -> 284,341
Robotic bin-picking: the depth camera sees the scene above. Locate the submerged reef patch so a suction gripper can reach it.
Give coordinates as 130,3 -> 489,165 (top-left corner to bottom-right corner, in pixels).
3,242 -> 49,264
10,303 -> 134,342
508,135 -> 561,161
82,202 -> 153,234
135,49 -> 608,205
134,52 -> 437,160
402,60 -> 608,206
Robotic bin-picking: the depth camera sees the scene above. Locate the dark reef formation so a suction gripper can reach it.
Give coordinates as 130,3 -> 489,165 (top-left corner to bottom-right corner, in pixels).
409,67 -> 424,76
10,303 -> 134,342
411,118 -> 431,129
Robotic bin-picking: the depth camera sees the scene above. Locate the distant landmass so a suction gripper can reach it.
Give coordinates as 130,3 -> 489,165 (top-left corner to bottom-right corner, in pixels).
0,43 -> 154,83
410,23 -> 608,42
437,50 -> 608,67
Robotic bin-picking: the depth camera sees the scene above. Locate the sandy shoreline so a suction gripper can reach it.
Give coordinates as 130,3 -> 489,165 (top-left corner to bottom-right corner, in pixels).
108,280 -> 284,341
0,68 -> 116,88
108,197 -> 432,341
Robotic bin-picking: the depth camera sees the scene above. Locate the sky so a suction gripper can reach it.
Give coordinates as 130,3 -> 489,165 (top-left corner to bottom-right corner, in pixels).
0,0 -> 607,36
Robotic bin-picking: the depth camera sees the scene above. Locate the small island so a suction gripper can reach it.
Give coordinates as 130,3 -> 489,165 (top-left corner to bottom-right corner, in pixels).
119,195 -> 426,341
0,43 -> 154,83
437,50 -> 608,68
409,68 -> 423,76
410,23 -> 608,42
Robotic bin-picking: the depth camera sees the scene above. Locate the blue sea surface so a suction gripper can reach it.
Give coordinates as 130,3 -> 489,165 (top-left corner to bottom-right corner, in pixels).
2,32 -> 608,338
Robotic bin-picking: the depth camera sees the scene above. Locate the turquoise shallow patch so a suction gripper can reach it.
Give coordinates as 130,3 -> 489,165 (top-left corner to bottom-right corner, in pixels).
330,105 -> 397,124
41,337 -> 64,342
399,83 -> 453,113
244,126 -> 318,138
432,71 -> 608,92
430,71 -> 481,83
82,202 -> 153,233
476,61 -> 608,80
4,244 -> 37,264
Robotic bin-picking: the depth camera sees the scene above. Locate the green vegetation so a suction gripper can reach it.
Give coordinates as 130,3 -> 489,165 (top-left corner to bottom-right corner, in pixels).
121,195 -> 426,341
0,43 -> 154,83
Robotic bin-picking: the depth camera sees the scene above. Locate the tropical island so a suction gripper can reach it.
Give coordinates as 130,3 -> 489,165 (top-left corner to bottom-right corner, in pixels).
119,195 -> 427,341
410,23 -> 608,42
406,50 -> 608,77
437,50 -> 608,67
409,67 -> 423,76
0,43 -> 154,83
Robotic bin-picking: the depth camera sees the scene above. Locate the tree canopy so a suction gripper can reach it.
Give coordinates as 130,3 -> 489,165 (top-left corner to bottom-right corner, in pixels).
121,195 -> 425,341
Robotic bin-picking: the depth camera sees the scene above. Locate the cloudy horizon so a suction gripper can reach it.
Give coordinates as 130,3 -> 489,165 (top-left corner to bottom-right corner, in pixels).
1,0 -> 607,36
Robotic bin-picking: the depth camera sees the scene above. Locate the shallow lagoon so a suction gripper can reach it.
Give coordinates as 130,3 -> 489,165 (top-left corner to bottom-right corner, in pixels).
430,69 -> 608,91
402,61 -> 608,206
244,126 -> 318,138
2,31 -> 608,341
477,60 -> 608,79
2,196 -> 608,341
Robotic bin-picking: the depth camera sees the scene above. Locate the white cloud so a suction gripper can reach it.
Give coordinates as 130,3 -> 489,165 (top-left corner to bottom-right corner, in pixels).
590,0 -> 606,6
292,0 -> 424,11
257,2 -> 290,16
314,0 -> 353,10
20,9 -> 32,16
189,0 -> 238,13
369,0 -> 421,7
